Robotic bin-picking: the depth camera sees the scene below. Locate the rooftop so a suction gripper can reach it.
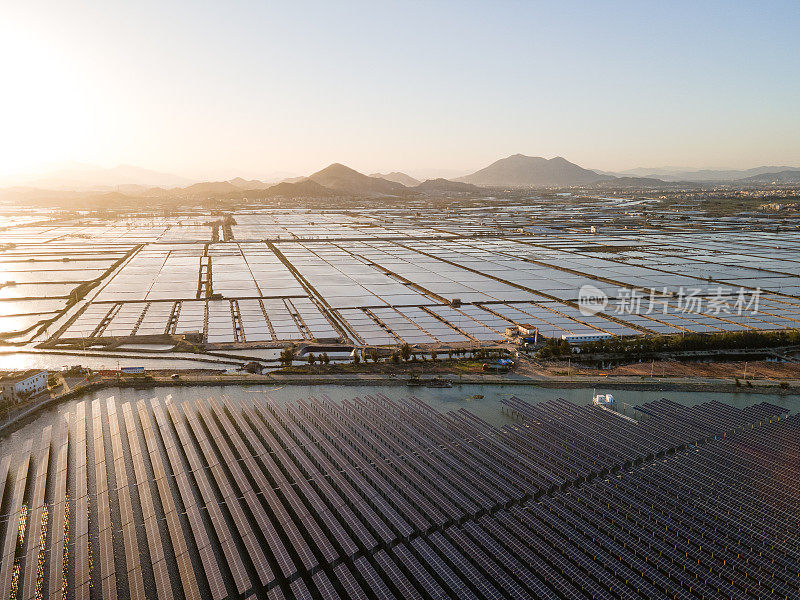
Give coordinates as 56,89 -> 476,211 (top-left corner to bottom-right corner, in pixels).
0,369 -> 47,383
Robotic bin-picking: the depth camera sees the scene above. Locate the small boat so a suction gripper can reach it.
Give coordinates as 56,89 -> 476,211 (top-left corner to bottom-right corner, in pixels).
592,390 -> 614,405
471,394 -> 484,400
426,378 -> 452,388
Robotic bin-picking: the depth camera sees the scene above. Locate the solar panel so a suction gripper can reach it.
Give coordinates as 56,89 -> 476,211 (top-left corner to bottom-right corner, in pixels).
0,386 -> 796,600
333,563 -> 369,600
155,399 -> 248,596
189,400 -> 276,587
47,413 -> 69,600
312,571 -> 342,600
132,401 -> 204,600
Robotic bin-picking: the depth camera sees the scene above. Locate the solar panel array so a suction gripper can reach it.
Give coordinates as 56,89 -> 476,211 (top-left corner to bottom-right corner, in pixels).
48,234 -> 800,347
59,297 -> 342,344
0,393 -> 796,599
4,207 -> 799,345
3,202 -> 800,342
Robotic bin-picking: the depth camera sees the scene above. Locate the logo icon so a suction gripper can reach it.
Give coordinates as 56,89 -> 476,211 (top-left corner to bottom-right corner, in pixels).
578,285 -> 608,316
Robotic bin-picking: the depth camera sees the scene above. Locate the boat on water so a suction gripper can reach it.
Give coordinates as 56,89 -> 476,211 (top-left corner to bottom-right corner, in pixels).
592,390 -> 615,405
426,378 -> 453,388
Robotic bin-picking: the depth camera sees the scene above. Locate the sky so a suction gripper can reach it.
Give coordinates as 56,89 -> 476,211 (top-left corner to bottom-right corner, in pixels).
1,0 -> 799,181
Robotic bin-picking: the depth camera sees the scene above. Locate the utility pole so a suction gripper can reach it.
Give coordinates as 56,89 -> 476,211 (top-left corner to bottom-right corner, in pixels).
743,361 -> 747,381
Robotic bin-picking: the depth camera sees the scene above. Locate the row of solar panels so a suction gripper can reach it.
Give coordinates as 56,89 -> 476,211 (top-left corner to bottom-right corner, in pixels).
0,395 -> 793,600
498,414 -> 800,600
499,397 -> 788,485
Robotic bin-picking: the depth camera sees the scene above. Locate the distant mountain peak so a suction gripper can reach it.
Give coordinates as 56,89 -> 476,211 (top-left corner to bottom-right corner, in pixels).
309,163 -> 407,196
457,154 -> 608,187
317,162 -> 353,174
369,172 -> 420,187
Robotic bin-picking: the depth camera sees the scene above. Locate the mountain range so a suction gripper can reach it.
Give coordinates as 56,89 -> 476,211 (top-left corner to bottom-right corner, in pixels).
2,156 -> 799,202
0,162 -> 193,190
737,169 -> 800,184
608,165 -> 800,182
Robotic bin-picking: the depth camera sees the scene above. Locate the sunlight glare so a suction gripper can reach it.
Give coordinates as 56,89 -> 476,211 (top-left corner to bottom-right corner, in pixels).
0,24 -> 94,176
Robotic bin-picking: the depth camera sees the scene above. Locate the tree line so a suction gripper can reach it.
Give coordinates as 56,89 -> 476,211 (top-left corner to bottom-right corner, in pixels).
541,329 -> 800,359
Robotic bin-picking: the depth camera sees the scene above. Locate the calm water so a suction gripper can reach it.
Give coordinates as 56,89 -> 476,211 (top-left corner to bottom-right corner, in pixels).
0,350 -> 240,371
4,383 -> 797,454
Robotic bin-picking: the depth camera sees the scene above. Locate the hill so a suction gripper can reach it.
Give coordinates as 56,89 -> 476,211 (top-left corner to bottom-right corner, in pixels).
261,180 -> 338,197
180,181 -> 240,195
308,163 -> 407,196
229,177 -> 272,189
412,178 -> 482,193
369,172 -> 420,187
737,169 -> 800,185
457,154 -> 608,187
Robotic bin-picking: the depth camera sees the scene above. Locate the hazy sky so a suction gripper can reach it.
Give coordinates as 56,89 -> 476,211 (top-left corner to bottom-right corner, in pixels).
2,1 -> 799,180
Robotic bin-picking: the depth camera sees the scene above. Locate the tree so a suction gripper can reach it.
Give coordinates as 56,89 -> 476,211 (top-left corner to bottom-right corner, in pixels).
352,351 -> 361,364
400,343 -> 412,362
322,352 -> 330,365
391,352 -> 400,364
244,361 -> 261,374
307,352 -> 316,365
430,350 -> 438,361
280,347 -> 295,366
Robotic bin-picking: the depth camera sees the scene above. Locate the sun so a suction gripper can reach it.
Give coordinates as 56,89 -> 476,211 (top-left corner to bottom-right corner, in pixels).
0,23 -> 94,177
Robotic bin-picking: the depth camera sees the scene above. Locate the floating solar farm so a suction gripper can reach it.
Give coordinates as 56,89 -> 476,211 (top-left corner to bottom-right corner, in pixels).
1,204 -> 800,354
0,392 -> 796,599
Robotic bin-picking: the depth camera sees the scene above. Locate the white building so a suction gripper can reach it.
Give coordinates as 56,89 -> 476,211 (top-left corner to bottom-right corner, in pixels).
561,333 -> 612,344
517,324 -> 537,337
0,370 -> 49,403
